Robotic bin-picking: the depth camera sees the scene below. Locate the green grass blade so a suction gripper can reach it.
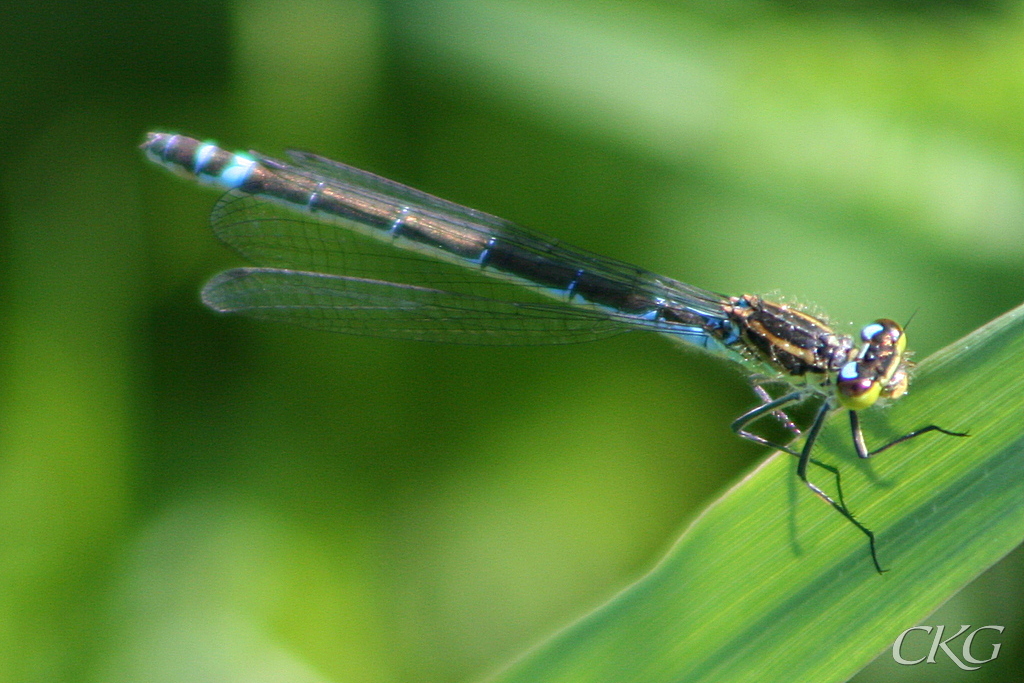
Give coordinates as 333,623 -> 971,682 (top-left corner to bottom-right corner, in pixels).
488,303 -> 1024,683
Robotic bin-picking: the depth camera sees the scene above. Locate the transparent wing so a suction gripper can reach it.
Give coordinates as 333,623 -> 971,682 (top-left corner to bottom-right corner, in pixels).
205,153 -> 732,346
202,267 -> 639,344
212,186 -> 729,301
210,191 -> 549,298
255,150 -> 731,314
279,149 -> 527,240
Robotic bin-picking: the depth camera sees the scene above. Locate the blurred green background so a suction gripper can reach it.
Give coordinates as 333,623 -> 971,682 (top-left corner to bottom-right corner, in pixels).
2,0 -> 1024,681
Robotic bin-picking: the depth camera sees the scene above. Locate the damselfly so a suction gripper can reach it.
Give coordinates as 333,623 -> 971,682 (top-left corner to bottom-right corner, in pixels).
142,131 -> 966,573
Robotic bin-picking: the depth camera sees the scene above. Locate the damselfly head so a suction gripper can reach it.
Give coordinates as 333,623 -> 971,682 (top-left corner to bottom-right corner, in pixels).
836,319 -> 910,410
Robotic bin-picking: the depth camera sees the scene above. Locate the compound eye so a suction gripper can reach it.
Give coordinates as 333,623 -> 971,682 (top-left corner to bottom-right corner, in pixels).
860,321 -> 885,343
865,318 -> 904,342
837,361 -> 883,410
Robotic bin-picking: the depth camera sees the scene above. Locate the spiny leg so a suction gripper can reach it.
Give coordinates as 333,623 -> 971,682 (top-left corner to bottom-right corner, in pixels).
731,391 -> 804,457
849,411 -> 969,459
798,402 -> 885,574
804,457 -> 850,512
733,391 -> 851,510
754,384 -> 802,436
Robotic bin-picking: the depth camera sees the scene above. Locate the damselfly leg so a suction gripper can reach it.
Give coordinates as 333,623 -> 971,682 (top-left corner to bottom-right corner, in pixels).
734,390 -> 968,573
